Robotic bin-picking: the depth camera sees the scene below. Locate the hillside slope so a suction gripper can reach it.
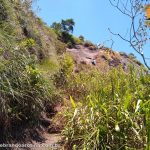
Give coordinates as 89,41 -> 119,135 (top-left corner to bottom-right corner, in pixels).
0,0 -> 64,146
0,1 -> 148,150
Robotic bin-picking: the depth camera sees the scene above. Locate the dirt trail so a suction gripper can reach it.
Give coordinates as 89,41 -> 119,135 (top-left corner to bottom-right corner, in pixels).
30,133 -> 62,150
13,133 -> 62,150
10,105 -> 64,150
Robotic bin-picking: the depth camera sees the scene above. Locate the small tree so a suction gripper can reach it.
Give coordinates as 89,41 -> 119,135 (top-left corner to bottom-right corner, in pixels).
61,19 -> 75,33
51,19 -> 75,34
51,19 -> 75,47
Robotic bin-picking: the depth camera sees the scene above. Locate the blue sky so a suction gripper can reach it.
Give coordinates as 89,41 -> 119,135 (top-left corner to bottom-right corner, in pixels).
33,0 -> 150,65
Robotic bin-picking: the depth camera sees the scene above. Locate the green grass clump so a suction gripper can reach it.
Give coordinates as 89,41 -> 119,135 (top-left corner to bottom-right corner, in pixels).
0,1 -> 63,141
73,36 -> 83,45
62,67 -> 150,150
0,49 -> 54,137
19,38 -> 36,49
0,1 -> 61,137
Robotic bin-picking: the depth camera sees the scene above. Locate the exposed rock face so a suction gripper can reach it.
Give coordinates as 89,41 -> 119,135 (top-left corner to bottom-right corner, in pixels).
67,44 -> 144,72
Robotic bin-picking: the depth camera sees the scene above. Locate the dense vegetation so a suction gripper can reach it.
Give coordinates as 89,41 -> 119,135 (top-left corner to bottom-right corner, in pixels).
60,65 -> 150,149
0,0 -> 149,150
0,0 -> 61,141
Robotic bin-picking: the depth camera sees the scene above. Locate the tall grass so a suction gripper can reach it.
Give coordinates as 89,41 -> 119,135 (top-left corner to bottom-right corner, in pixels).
0,48 -> 53,138
0,0 -> 61,140
62,67 -> 150,150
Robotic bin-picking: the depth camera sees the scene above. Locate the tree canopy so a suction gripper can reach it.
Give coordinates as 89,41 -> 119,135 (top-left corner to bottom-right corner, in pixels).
51,18 -> 76,47
51,18 -> 75,34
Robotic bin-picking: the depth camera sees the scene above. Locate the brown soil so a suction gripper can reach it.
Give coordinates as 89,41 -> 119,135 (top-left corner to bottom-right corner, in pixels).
0,104 -> 64,150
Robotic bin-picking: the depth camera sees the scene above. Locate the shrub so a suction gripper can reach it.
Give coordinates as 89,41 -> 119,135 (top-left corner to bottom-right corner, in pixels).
19,38 -> 36,49
73,36 -> 82,45
79,35 -> 84,42
61,32 -> 75,48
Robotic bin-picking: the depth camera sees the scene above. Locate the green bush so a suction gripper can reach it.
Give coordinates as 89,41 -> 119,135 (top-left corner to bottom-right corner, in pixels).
19,38 -> 36,49
73,36 -> 82,45
61,32 -> 75,48
79,35 -> 84,42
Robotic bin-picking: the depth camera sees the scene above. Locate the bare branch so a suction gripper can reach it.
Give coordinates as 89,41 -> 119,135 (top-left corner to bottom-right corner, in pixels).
108,28 -> 130,43
109,0 -> 150,70
109,0 -> 132,18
